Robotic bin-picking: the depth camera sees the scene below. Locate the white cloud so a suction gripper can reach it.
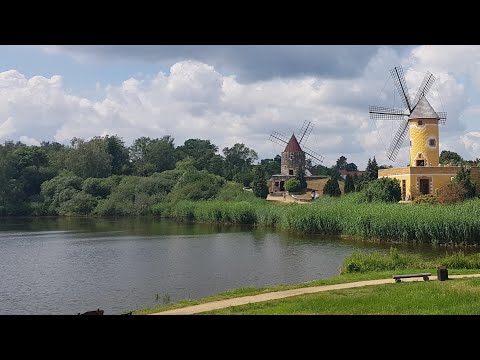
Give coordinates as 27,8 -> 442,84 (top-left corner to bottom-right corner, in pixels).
19,135 -> 40,146
0,117 -> 15,138
460,132 -> 480,158
0,47 -> 479,170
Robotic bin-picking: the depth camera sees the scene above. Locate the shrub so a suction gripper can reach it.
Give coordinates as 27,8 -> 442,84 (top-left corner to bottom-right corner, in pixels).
216,182 -> 257,202
58,192 -> 98,216
437,182 -> 466,204
362,177 -> 401,203
252,178 -> 269,198
285,178 -> 302,192
323,178 -> 341,197
82,177 -> 116,198
340,248 -> 422,274
454,167 -> 476,198
413,194 -> 438,205
344,174 -> 355,193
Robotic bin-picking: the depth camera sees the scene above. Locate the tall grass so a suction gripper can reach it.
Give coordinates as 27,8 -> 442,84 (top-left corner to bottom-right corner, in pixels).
340,248 -> 480,273
158,195 -> 480,244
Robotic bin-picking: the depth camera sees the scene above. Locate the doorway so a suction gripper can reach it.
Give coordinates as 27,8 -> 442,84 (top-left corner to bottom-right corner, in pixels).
280,181 -> 285,191
419,179 -> 430,195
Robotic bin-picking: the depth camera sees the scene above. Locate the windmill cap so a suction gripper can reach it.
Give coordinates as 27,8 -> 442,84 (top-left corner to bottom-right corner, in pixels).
284,134 -> 303,152
409,96 -> 440,120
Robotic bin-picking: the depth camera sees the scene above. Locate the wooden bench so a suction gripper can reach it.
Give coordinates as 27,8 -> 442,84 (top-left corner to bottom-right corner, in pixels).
393,273 -> 431,283
78,308 -> 104,315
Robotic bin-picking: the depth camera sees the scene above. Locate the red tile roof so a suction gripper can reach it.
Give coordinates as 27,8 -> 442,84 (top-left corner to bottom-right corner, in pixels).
284,134 -> 302,152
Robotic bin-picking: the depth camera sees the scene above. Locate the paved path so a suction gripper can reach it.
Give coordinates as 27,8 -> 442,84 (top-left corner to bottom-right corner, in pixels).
150,273 -> 480,315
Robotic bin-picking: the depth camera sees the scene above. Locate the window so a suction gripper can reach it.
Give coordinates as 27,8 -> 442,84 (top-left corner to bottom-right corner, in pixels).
418,120 -> 423,126
289,169 -> 294,175
410,140 -> 412,147
416,160 -> 425,166
429,139 -> 436,147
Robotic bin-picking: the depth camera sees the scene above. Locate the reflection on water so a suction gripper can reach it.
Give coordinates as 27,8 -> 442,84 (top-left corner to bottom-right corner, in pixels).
0,217 -> 478,315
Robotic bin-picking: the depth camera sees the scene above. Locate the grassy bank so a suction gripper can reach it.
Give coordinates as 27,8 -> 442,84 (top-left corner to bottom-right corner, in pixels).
204,277 -> 480,315
154,194 -> 480,244
133,250 -> 480,314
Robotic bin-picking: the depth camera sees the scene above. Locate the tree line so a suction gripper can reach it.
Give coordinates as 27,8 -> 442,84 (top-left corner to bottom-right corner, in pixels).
0,135 -> 278,216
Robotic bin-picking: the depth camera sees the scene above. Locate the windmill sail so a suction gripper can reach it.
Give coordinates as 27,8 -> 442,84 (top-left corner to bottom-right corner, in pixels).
412,71 -> 435,108
269,131 -> 289,146
387,119 -> 409,161
303,146 -> 324,165
369,106 -> 406,120
390,66 -> 412,112
437,111 -> 447,125
298,120 -> 313,145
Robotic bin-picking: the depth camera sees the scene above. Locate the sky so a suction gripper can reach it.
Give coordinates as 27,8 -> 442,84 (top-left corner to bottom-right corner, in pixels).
1,45 -> 480,169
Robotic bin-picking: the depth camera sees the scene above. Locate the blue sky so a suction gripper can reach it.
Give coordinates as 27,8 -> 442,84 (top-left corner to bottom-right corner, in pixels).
1,45 -> 479,169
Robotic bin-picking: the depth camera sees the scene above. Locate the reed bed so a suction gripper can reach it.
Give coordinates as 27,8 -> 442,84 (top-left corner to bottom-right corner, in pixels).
159,195 -> 480,244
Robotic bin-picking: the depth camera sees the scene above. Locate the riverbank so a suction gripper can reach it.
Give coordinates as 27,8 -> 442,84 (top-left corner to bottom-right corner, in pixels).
133,250 -> 480,314
153,194 -> 480,244
133,269 -> 480,315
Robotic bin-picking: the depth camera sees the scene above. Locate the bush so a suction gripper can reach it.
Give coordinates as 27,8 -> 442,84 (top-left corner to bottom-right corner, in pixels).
58,192 -> 98,216
340,248 -> 422,274
413,194 -> 438,205
285,178 -> 302,192
437,182 -> 466,204
323,178 -> 341,197
252,178 -> 269,198
362,177 -> 401,203
168,170 -> 225,202
82,177 -> 116,198
344,174 -> 355,193
216,182 -> 257,202
454,167 -> 476,198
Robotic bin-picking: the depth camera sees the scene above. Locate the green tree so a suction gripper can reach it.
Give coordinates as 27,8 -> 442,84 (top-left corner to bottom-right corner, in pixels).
40,171 -> 83,214
105,135 -> 130,175
323,177 -> 341,197
233,170 -> 255,187
177,139 -> 219,171
168,170 -> 225,202
345,162 -> 358,171
222,143 -> 258,181
130,136 -> 178,176
344,174 -> 355,193
454,167 -> 476,198
284,178 -> 302,192
336,156 -> 348,170
260,157 -> 281,176
439,150 -> 463,165
67,137 -> 113,178
296,172 -> 307,190
363,177 -> 401,203
366,157 -> 379,180
58,192 -> 98,216
252,167 -> 269,198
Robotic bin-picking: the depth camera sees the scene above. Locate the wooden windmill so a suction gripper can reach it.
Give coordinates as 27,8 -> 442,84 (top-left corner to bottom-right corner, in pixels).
369,66 -> 447,165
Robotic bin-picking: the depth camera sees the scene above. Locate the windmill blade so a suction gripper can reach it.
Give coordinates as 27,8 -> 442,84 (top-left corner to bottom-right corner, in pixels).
390,66 -> 412,112
412,71 -> 436,108
369,105 -> 407,120
437,111 -> 447,125
298,120 -> 313,145
269,131 -> 289,146
303,146 -> 324,165
387,119 -> 409,161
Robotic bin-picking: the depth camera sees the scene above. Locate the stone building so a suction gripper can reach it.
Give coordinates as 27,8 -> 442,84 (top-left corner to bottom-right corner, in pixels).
270,134 -> 305,192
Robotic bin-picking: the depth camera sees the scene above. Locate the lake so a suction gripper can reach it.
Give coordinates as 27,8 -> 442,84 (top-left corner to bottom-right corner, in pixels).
0,217 -> 469,315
